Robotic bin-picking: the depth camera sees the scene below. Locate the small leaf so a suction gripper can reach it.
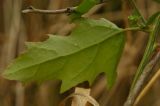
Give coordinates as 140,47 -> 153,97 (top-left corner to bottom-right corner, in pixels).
3,18 -> 125,93
70,0 -> 99,20
146,12 -> 160,25
75,0 -> 99,14
153,0 -> 160,3
128,10 -> 142,27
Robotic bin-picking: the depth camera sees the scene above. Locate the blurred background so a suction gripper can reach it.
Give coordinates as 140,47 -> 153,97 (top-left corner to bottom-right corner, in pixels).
0,0 -> 160,106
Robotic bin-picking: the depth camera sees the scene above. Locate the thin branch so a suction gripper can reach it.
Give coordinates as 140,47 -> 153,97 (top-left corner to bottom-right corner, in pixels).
124,15 -> 160,106
131,15 -> 160,89
134,68 -> 160,105
124,50 -> 160,106
22,6 -> 76,14
22,0 -> 109,14
122,27 -> 149,32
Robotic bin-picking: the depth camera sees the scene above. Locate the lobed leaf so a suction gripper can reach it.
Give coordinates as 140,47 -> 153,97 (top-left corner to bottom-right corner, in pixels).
3,18 -> 125,93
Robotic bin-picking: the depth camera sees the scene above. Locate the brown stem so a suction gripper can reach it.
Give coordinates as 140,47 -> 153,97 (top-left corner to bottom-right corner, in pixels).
124,51 -> 160,106
22,0 -> 109,14
135,68 -> 160,105
22,6 -> 76,14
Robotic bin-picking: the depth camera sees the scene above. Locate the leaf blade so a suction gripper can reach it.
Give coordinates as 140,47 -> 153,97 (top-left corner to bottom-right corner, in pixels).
3,18 -> 125,93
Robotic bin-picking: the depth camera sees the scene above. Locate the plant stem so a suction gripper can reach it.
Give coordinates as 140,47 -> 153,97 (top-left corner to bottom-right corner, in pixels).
124,50 -> 160,106
122,27 -> 149,33
123,27 -> 140,31
22,1 -> 109,14
135,68 -> 160,105
131,15 -> 160,89
124,15 -> 160,106
22,6 -> 77,14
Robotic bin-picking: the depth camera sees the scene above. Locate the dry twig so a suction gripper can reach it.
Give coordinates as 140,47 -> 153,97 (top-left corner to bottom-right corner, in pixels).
134,68 -> 160,105
22,6 -> 76,14
124,51 -> 160,106
22,0 -> 109,14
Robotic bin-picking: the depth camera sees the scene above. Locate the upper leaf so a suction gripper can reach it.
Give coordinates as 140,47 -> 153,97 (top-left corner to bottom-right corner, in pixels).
146,12 -> 160,25
153,0 -> 160,3
75,0 -> 99,14
70,0 -> 99,20
3,18 -> 125,93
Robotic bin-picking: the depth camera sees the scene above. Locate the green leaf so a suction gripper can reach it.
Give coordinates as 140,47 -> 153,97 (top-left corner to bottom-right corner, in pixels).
128,10 -> 142,27
146,12 -> 160,26
127,0 -> 146,27
3,18 -> 125,93
70,0 -> 99,20
128,15 -> 140,27
76,0 -> 99,14
153,0 -> 160,3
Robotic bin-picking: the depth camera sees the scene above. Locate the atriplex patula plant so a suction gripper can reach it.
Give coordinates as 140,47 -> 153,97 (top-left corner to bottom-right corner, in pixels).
2,0 -> 160,106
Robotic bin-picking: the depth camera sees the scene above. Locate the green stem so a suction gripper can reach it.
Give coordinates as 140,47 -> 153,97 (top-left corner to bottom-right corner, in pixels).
123,27 -> 140,31
122,27 -> 149,33
131,15 -> 160,89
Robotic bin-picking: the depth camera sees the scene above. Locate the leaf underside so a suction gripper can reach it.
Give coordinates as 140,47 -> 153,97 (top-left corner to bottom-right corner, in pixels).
3,18 -> 125,93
